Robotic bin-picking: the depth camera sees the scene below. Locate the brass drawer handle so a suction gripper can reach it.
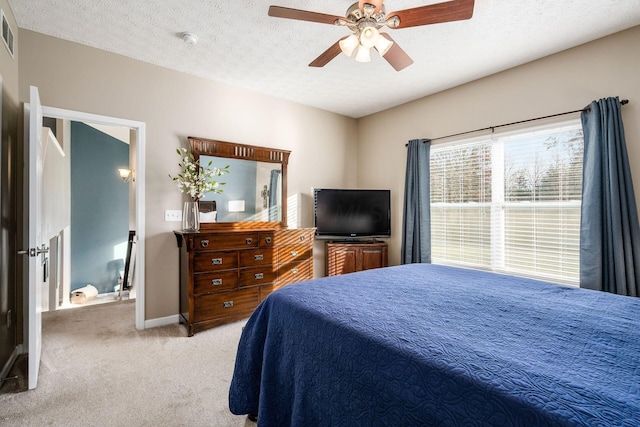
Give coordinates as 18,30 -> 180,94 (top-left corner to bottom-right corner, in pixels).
223,301 -> 234,308
265,237 -> 272,244
292,268 -> 299,274
211,279 -> 223,286
254,254 -> 264,261
254,273 -> 264,280
246,238 -> 253,245
211,258 -> 223,265
200,240 -> 209,248
291,251 -> 299,257
299,235 -> 305,241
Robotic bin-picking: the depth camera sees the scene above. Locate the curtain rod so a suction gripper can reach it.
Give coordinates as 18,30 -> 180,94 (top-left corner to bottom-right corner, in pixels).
410,99 -> 629,145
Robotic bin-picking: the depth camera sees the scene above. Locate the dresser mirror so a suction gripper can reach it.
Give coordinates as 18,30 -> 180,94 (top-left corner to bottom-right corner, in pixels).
188,137 -> 290,228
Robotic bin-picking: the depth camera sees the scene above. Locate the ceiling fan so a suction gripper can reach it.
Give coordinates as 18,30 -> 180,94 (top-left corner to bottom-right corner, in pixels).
268,0 -> 475,71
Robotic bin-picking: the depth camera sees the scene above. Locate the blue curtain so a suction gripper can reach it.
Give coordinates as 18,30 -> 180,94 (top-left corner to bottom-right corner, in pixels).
580,97 -> 640,296
401,139 -> 431,264
268,169 -> 280,221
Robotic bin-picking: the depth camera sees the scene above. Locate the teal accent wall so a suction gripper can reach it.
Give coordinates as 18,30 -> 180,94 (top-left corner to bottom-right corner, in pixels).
70,122 -> 129,294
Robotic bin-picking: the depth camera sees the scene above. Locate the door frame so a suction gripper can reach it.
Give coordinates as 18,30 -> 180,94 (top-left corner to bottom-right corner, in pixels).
42,105 -> 146,329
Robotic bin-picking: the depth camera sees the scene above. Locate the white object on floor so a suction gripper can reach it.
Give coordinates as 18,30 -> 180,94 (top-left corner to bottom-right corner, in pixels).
71,284 -> 99,304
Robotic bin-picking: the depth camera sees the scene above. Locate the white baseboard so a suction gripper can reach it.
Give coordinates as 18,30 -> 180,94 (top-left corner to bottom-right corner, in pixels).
144,314 -> 179,329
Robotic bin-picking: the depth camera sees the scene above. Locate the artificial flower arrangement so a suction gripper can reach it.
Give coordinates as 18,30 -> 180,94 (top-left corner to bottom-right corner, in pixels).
169,147 -> 229,200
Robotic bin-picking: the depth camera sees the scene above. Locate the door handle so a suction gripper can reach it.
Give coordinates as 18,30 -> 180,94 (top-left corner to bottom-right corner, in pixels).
18,245 -> 49,257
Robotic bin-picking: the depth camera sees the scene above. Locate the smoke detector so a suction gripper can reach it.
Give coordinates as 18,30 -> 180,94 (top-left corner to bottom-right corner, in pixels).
182,32 -> 198,46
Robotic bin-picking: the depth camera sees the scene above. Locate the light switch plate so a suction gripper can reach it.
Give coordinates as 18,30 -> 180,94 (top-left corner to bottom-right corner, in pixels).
165,209 -> 182,222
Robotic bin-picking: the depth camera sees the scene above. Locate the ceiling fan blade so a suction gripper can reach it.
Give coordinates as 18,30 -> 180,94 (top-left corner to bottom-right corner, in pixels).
268,5 -> 343,25
309,38 -> 347,67
380,33 -> 414,71
387,0 -> 475,29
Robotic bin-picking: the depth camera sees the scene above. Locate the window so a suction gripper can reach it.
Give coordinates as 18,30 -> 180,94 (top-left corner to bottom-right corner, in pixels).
430,120 -> 583,285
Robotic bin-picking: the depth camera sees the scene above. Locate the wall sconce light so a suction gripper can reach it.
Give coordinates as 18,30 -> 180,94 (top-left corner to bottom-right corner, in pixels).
118,168 -> 134,183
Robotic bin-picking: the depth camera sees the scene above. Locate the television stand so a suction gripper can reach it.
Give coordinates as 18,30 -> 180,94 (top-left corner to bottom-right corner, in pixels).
326,241 -> 388,276
331,238 -> 381,244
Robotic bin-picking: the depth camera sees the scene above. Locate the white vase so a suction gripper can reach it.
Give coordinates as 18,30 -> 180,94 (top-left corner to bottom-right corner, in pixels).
182,201 -> 200,232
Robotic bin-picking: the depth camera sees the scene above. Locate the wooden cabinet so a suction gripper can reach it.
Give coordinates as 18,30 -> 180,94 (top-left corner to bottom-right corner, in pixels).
326,241 -> 388,276
175,228 -> 314,336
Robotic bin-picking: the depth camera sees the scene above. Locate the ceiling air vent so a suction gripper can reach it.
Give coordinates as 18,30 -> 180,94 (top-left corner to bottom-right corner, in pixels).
1,9 -> 14,57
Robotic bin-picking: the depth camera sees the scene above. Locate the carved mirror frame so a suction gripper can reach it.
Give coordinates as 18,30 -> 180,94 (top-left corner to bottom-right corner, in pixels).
188,136 -> 290,230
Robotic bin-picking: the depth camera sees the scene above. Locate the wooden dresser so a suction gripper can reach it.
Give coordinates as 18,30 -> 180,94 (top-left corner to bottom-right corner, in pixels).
175,227 -> 314,336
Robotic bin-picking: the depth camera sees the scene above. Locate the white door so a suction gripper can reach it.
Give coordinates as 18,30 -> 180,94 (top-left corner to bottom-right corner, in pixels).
25,85 -> 46,390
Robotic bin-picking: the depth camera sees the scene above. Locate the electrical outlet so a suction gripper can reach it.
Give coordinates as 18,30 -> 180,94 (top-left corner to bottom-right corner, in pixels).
165,210 -> 182,222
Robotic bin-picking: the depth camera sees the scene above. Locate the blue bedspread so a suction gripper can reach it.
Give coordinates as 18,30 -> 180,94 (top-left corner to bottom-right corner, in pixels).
228,264 -> 640,426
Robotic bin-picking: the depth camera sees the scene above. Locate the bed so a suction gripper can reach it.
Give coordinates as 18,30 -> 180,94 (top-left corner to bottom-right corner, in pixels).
228,264 -> 640,426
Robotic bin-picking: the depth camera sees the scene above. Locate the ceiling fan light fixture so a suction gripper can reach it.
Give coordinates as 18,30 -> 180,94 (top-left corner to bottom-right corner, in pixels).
374,34 -> 393,56
268,0 -> 476,71
354,45 -> 371,62
339,34 -> 359,57
359,25 -> 379,48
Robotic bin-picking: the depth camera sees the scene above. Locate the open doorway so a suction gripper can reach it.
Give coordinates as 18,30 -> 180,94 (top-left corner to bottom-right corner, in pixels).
40,118 -> 135,311
40,105 -> 145,330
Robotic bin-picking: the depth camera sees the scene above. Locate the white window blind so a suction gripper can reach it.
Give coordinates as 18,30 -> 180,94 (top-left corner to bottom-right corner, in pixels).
430,120 -> 583,285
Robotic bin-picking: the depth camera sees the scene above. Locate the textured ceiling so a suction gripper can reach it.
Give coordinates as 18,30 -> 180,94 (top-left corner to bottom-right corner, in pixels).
8,0 -> 640,118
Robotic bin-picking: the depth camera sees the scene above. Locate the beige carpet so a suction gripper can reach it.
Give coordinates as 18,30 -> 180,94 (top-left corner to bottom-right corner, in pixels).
0,300 -> 253,427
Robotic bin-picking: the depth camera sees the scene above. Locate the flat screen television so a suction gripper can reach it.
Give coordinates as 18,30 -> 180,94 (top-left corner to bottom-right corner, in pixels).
314,188 -> 391,239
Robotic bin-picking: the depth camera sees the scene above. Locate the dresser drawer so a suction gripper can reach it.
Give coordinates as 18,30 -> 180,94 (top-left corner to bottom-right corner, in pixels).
193,234 -> 259,251
193,288 -> 260,322
278,246 -> 312,264
278,259 -> 312,285
259,233 -> 275,247
194,251 -> 238,272
194,270 -> 238,295
240,248 -> 275,267
239,266 -> 277,287
273,229 -> 314,246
